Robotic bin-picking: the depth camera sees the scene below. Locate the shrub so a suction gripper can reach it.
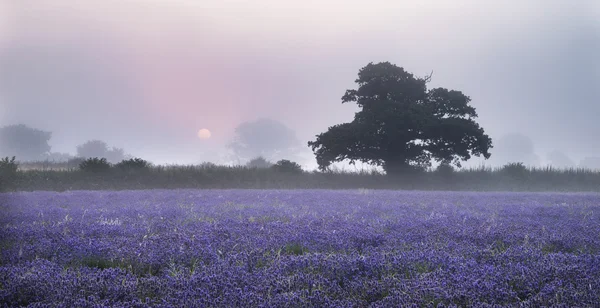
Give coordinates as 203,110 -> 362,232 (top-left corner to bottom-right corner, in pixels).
246,156 -> 272,169
79,158 -> 111,173
115,158 -> 150,171
501,162 -> 529,180
0,156 -> 18,191
271,159 -> 303,174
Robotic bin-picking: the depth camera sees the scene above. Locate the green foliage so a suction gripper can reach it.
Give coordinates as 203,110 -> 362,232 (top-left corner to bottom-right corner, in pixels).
0,156 -> 18,191
115,158 -> 151,171
308,62 -> 492,175
246,156 -> 273,169
79,157 -> 111,173
271,159 -> 303,174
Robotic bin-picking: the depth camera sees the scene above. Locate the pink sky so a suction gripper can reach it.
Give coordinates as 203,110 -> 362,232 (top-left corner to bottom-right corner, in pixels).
1,0 -> 598,165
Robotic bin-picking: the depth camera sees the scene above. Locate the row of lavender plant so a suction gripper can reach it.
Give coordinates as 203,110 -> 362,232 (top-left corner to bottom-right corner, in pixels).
1,189 -> 600,306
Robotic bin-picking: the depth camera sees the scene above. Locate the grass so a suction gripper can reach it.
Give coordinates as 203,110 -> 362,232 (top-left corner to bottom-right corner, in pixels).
4,163 -> 600,192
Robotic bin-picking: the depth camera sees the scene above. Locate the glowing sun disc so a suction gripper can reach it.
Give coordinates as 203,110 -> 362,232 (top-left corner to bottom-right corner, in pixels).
197,128 -> 211,139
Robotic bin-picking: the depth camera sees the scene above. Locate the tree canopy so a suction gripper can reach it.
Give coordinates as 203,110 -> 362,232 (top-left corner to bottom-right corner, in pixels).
308,62 -> 492,174
0,124 -> 52,161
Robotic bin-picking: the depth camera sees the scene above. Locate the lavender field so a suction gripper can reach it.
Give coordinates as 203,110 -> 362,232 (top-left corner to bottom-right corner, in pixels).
1,189 -> 600,307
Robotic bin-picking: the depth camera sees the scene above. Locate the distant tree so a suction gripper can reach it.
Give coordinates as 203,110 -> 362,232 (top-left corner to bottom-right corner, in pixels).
0,124 -> 52,161
105,147 -> 128,164
491,133 -> 540,167
246,156 -> 273,169
76,140 -> 126,164
229,118 -> 302,163
308,62 -> 492,175
76,140 -> 108,158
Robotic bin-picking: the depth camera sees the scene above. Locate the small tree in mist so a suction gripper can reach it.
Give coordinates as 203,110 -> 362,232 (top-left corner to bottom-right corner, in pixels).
491,133 -> 540,167
77,140 -> 108,158
76,140 -> 127,164
229,118 -> 303,163
309,62 -> 492,175
246,156 -> 273,169
0,124 -> 52,161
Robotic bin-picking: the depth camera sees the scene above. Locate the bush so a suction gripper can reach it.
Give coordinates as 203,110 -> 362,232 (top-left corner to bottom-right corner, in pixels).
0,156 -> 18,191
271,159 -> 303,174
79,158 -> 111,173
246,156 -> 272,169
501,162 -> 529,180
115,158 -> 150,171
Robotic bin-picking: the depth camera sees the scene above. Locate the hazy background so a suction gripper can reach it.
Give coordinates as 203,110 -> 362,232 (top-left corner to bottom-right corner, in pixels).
1,0 -> 598,168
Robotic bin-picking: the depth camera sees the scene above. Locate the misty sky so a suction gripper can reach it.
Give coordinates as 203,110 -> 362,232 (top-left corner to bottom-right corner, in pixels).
0,0 -> 599,167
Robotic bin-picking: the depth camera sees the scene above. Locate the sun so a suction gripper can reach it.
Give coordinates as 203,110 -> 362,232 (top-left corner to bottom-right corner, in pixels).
197,128 -> 211,139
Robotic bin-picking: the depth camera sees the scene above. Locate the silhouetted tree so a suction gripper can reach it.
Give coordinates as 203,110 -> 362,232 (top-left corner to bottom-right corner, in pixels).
0,124 -> 52,161
229,118 -> 301,163
308,62 -> 492,175
76,140 -> 126,164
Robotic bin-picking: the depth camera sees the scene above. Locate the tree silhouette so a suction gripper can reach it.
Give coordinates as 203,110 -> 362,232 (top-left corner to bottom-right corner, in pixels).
308,62 -> 492,175
0,124 -> 52,161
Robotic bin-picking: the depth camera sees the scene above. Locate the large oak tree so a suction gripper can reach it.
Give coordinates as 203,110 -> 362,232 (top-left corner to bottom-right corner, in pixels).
308,62 -> 492,174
